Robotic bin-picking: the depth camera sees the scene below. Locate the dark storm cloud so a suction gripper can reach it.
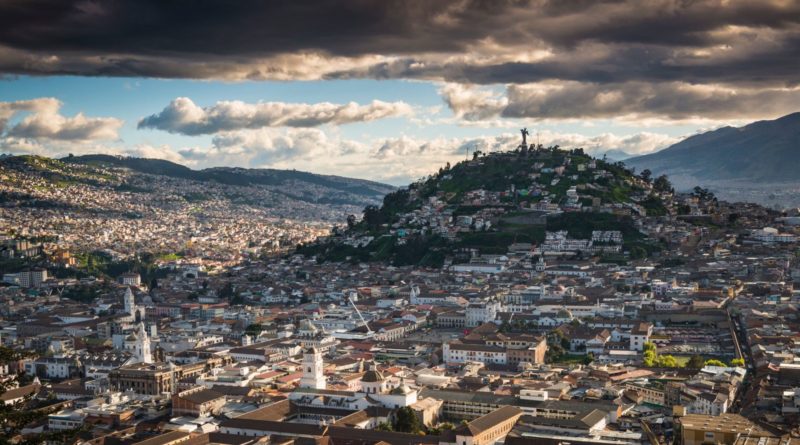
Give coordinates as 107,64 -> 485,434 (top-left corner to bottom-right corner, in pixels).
0,0 -> 797,85
1,0 -> 800,122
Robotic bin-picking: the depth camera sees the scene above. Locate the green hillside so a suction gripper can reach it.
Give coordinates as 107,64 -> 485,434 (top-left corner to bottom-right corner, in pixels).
298,145 -> 669,266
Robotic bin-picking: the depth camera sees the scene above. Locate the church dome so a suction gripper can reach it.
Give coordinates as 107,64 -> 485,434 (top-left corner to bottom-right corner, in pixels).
391,381 -> 413,395
361,369 -> 384,383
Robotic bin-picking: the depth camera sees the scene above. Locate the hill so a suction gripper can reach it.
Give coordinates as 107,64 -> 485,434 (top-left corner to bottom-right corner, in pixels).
0,154 -> 393,224
62,154 -> 393,201
626,112 -> 800,195
298,145 -> 670,267
0,154 -> 395,268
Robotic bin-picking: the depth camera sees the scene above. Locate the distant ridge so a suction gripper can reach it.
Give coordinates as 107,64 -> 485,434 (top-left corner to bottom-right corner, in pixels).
626,112 -> 800,188
62,154 -> 394,198
0,154 -> 395,217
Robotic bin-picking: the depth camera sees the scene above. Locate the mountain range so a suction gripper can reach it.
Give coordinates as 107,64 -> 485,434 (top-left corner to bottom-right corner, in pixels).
626,112 -> 800,185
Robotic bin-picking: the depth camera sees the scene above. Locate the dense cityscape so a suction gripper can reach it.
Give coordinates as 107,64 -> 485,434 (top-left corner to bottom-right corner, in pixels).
2,137 -> 800,445
2,1 -> 800,445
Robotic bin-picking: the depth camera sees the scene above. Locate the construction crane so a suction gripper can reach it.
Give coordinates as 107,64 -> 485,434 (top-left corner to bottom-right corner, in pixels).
347,293 -> 373,336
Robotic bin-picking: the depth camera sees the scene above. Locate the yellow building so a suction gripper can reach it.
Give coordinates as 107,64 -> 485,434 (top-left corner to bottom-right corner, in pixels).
677,413 -> 775,445
449,405 -> 523,445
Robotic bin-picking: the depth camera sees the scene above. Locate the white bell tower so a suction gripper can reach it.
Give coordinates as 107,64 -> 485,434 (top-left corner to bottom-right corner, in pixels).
299,346 -> 326,389
135,322 -> 153,364
124,287 -> 135,317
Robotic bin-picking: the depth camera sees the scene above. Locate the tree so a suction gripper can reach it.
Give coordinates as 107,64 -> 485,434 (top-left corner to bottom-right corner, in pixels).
362,205 -> 385,229
730,358 -> 745,367
656,354 -> 678,368
346,214 -> 357,229
245,324 -> 263,337
653,175 -> 672,193
643,349 -> 657,367
704,359 -> 727,367
427,422 -> 454,435
393,407 -> 423,434
219,282 -> 235,300
642,341 -> 658,368
686,355 -> 705,368
376,422 -> 394,432
640,169 -> 652,183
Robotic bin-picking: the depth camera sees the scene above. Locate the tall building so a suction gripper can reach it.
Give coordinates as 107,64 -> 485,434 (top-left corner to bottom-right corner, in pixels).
129,322 -> 152,364
299,346 -> 326,390
123,287 -> 135,317
121,287 -> 144,322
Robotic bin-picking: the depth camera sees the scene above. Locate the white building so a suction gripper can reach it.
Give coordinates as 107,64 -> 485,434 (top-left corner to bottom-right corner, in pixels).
299,347 -> 326,390
290,356 -> 418,411
443,342 -> 507,366
119,272 -> 141,287
124,322 -> 153,364
465,300 -> 502,328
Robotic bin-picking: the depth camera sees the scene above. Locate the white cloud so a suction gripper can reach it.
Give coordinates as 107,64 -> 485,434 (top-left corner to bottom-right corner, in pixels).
534,130 -> 681,156
135,128 -> 681,184
438,83 -> 507,121
138,97 -> 413,135
0,97 -> 122,141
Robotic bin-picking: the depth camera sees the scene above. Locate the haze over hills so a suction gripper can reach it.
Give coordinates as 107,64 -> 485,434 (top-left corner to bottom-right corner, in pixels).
625,112 -> 800,206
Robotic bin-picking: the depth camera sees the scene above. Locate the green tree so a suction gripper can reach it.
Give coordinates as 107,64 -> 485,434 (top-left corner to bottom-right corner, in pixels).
687,355 -> 705,368
643,349 -> 656,367
428,422 -> 455,435
394,406 -> 423,434
730,358 -> 745,367
376,421 -> 394,432
219,282 -> 235,300
653,175 -> 672,193
245,324 -> 263,337
704,359 -> 727,367
656,354 -> 678,368
362,205 -> 385,230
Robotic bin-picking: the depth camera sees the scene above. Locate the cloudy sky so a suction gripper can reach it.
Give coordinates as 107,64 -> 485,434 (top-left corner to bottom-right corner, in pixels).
0,0 -> 798,184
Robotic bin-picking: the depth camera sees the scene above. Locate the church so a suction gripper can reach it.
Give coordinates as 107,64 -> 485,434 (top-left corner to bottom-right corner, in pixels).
119,287 -> 145,323
123,322 -> 153,364
289,346 -> 418,410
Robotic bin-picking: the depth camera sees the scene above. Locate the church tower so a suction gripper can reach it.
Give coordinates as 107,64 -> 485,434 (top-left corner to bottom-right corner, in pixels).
299,346 -> 325,389
135,322 -> 153,364
123,287 -> 136,317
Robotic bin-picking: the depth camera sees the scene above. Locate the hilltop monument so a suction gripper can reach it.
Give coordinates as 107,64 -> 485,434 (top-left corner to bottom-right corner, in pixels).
520,128 -> 530,152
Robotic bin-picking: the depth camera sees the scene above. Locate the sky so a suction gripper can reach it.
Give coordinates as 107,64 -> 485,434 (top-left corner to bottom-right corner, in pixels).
0,0 -> 798,185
